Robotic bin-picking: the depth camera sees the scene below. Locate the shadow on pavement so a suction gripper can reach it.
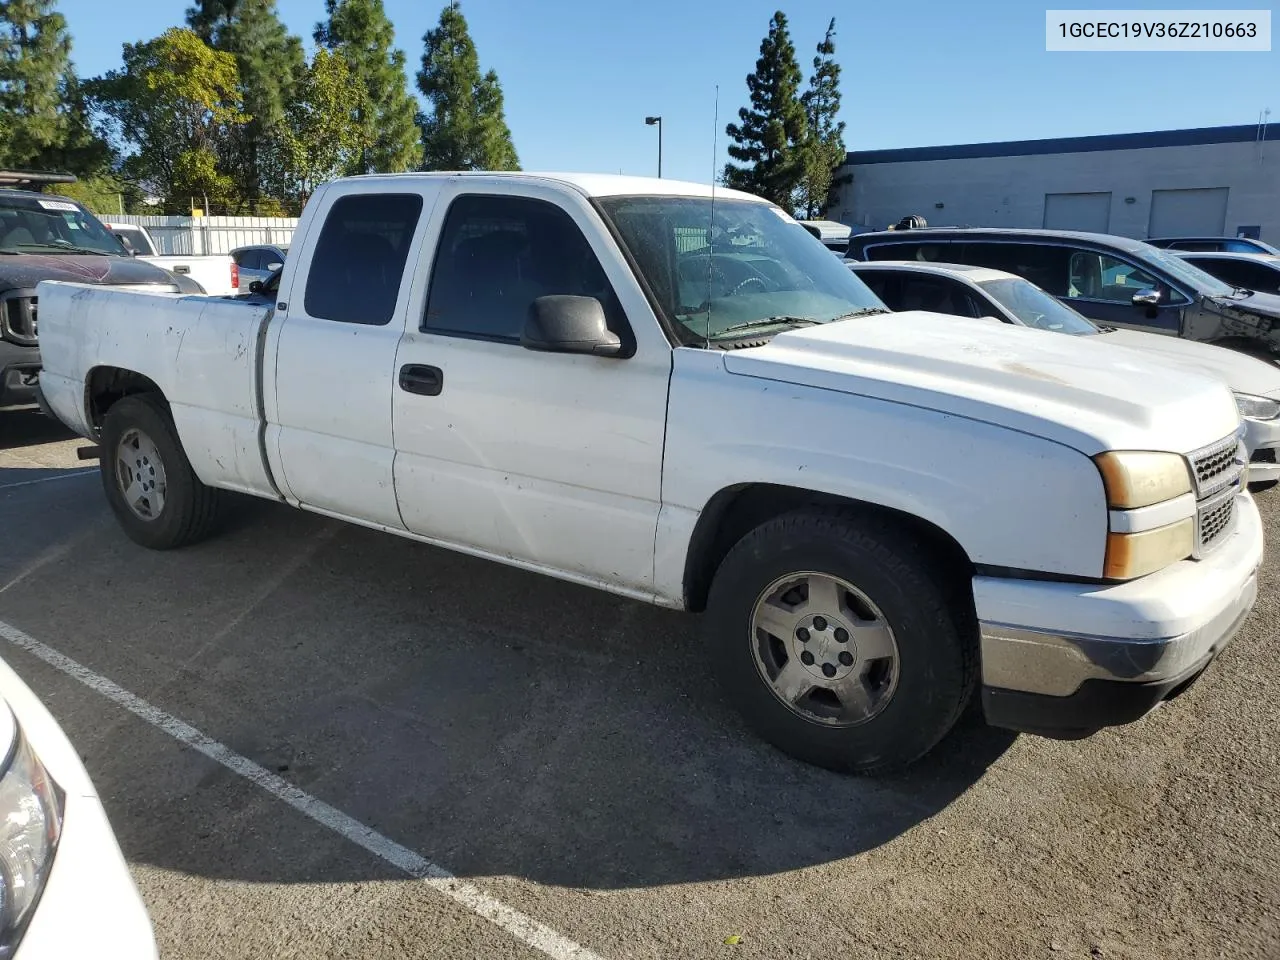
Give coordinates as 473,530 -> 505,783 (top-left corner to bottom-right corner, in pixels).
0,489 -> 1017,891
0,410 -> 73,451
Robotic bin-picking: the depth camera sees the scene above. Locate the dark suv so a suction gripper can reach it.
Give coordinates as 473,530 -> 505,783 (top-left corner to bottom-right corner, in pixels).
0,171 -> 197,411
846,227 -> 1280,357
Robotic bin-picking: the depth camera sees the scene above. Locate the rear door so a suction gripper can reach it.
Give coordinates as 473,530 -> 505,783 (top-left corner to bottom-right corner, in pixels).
390,181 -> 671,594
267,188 -> 429,528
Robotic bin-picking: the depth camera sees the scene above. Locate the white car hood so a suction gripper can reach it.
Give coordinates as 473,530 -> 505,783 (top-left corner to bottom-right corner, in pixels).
1099,328 -> 1280,399
723,311 -> 1241,456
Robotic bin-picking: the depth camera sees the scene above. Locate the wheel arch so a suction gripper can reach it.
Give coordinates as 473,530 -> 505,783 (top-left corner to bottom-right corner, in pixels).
682,483 -> 974,613
84,366 -> 169,434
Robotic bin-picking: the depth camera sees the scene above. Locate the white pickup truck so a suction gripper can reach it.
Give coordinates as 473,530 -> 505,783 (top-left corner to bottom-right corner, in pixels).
36,173 -> 1262,773
102,222 -> 240,296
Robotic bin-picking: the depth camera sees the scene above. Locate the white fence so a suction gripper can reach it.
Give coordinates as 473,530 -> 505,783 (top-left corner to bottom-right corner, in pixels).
107,214 -> 299,256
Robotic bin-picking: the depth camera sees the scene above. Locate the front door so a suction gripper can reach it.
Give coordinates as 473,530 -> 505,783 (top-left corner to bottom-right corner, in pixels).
390,182 -> 671,595
1060,248 -> 1186,335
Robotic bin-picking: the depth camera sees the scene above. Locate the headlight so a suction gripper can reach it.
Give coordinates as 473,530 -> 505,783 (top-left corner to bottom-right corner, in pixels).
0,730 -> 62,957
1104,519 -> 1195,580
1234,393 -> 1280,420
1094,451 -> 1193,508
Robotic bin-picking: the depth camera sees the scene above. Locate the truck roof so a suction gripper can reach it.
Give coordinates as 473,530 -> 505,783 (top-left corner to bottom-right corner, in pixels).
334,171 -> 769,204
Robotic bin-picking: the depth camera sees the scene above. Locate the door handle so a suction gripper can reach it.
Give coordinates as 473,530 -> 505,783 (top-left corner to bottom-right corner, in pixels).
399,363 -> 443,397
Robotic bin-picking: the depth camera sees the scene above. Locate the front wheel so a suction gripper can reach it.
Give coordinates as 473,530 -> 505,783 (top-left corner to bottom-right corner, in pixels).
706,508 -> 978,774
99,394 -> 223,549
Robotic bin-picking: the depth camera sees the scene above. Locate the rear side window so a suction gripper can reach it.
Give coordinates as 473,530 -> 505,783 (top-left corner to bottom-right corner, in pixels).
304,193 -> 423,326
865,242 -> 950,262
424,194 -> 625,343
1186,257 -> 1280,293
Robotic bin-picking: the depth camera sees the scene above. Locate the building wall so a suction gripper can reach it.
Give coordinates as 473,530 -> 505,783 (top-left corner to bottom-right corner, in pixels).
831,138 -> 1280,241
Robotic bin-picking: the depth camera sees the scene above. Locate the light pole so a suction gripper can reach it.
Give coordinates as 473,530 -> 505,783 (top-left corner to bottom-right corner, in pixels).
645,116 -> 662,178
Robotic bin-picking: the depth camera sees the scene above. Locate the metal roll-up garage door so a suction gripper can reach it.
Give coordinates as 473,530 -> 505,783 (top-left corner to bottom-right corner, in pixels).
1148,187 -> 1228,237
1043,192 -> 1112,233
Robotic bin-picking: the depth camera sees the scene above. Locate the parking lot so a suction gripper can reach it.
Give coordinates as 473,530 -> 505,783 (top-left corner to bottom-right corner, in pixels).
0,408 -> 1277,960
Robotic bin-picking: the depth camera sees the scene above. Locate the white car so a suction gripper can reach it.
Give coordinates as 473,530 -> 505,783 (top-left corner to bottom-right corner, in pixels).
229,244 -> 289,289
0,655 -> 156,957
849,260 -> 1280,489
35,173 -> 1262,773
103,222 -> 240,297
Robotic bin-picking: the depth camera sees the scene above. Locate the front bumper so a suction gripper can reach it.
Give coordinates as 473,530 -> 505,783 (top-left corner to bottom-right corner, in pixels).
975,492 -> 1262,738
0,339 -> 40,411
1243,414 -> 1280,484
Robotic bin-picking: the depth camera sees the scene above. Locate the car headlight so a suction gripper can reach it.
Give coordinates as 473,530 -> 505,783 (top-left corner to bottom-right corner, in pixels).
0,729 -> 62,957
1094,450 -> 1193,508
1234,393 -> 1280,421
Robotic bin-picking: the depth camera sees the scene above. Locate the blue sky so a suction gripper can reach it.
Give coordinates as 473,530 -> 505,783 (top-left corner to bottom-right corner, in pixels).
59,0 -> 1277,183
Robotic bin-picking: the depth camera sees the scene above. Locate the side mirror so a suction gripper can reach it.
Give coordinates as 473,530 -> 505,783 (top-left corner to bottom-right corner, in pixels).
248,280 -> 263,293
1132,289 -> 1162,307
267,261 -> 282,272
522,295 -> 623,357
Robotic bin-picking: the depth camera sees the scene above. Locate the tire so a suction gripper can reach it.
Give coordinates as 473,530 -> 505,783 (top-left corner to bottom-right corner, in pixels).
99,394 -> 222,549
1250,479 -> 1278,493
705,508 -> 978,774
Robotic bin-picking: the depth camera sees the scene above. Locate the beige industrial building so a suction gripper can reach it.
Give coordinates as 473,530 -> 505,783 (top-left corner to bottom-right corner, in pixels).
831,122 -> 1280,242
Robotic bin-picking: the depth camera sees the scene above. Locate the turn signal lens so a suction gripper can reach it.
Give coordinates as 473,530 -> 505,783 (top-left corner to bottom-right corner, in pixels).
1094,451 -> 1193,509
1104,519 -> 1195,580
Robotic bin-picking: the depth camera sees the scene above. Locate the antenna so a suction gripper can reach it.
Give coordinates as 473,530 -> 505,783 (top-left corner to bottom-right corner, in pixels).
704,84 -> 719,349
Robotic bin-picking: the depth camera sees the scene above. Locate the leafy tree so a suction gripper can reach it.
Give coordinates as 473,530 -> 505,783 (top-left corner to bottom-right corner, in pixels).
797,18 -> 848,219
0,0 -> 108,174
416,3 -> 518,171
88,28 -> 246,214
314,0 -> 421,173
273,48 -> 371,206
187,0 -> 305,208
722,10 -> 807,210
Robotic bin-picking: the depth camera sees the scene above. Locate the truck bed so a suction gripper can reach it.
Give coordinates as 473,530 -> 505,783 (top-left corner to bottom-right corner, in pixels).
35,282 -> 277,497
136,255 -> 239,296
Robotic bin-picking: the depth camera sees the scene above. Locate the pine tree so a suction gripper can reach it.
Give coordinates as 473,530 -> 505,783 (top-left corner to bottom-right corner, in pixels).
187,0 -> 305,209
722,10 -> 807,210
314,0 -> 421,173
798,18 -> 848,219
0,0 -> 91,171
416,3 -> 518,171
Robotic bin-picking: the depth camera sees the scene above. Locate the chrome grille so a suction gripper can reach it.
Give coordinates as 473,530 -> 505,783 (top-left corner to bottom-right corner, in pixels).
0,295 -> 37,346
1188,432 -> 1246,556
1196,487 -> 1236,553
1190,434 -> 1242,498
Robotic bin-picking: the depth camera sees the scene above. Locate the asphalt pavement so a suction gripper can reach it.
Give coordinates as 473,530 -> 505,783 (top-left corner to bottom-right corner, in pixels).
0,408 -> 1276,960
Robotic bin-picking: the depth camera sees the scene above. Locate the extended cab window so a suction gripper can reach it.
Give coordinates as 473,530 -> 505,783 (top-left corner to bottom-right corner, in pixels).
304,193 -> 423,326
424,194 -> 624,342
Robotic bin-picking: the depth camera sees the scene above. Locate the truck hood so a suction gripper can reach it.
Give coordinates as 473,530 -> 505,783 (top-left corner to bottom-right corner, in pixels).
0,254 -> 178,290
1099,327 -> 1280,398
723,310 -> 1241,456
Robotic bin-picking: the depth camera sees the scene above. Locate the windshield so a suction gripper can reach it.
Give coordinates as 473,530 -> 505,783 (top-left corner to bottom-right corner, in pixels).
0,195 -> 129,255
977,277 -> 1099,335
598,196 -> 886,343
1138,244 -> 1236,297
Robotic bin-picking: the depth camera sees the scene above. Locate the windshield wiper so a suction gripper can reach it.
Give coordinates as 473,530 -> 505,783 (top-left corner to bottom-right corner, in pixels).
719,315 -> 821,334
829,307 -> 890,321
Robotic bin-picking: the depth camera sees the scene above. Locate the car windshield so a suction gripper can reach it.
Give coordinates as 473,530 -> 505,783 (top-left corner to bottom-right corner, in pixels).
1139,244 -> 1236,297
0,194 -> 129,255
597,196 -> 886,343
977,277 -> 1099,335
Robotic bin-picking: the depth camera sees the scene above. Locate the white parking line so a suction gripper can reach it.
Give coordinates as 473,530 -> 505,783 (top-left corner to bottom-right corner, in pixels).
0,469 -> 97,491
0,617 -> 605,960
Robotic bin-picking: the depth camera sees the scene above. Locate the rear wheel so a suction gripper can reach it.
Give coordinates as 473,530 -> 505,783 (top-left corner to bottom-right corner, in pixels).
100,394 -> 222,549
706,508 -> 977,774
